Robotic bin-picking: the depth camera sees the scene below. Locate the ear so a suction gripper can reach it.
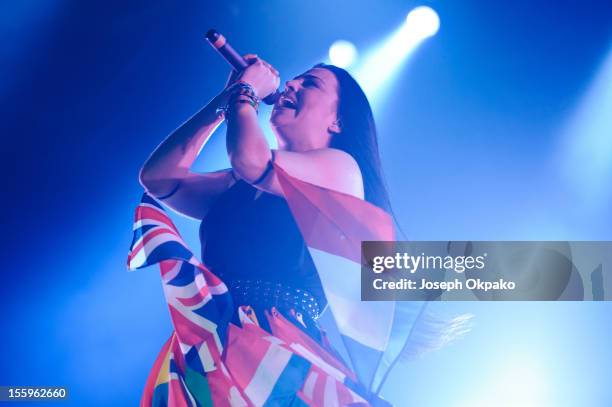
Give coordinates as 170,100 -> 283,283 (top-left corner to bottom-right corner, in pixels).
328,118 -> 342,135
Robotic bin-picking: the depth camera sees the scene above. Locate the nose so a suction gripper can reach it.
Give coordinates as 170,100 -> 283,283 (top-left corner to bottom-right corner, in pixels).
285,78 -> 299,92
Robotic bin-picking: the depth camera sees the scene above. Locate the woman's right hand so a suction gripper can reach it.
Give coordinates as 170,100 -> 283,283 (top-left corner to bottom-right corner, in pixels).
229,54 -> 280,100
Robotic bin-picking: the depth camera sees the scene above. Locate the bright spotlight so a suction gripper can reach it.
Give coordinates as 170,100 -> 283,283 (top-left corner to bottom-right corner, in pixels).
558,46 -> 612,212
350,6 -> 440,105
329,40 -> 358,68
405,6 -> 440,40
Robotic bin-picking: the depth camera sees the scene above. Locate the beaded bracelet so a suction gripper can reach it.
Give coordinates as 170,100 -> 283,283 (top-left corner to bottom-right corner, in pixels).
218,97 -> 258,121
217,81 -> 260,118
229,93 -> 259,111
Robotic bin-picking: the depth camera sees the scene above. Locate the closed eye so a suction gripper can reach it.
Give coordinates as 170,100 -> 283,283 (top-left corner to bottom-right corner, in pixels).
297,74 -> 324,89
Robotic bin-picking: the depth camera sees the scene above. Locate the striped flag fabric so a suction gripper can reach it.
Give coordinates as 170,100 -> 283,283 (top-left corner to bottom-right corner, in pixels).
224,310 -> 368,406
272,163 -> 396,391
129,161 -> 398,406
128,193 -> 247,406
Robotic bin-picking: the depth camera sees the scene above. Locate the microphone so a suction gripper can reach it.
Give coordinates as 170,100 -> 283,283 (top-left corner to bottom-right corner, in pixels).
205,29 -> 280,105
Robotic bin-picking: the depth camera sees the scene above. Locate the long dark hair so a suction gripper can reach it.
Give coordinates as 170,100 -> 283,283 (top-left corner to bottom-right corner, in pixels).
315,63 -> 393,215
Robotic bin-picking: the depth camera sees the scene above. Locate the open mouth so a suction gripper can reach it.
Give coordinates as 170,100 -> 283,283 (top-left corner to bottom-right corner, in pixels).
278,95 -> 297,110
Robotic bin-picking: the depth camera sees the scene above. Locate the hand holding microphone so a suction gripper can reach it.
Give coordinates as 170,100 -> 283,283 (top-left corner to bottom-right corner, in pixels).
234,54 -> 280,101
206,29 -> 280,105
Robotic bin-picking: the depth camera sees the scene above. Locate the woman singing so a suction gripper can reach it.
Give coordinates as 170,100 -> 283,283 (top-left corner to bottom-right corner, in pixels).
138,54 -> 393,406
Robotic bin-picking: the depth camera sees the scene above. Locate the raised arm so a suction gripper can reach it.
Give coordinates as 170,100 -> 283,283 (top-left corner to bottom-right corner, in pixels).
226,102 -> 364,200
139,91 -> 234,220
226,57 -> 364,200
140,56 -> 364,221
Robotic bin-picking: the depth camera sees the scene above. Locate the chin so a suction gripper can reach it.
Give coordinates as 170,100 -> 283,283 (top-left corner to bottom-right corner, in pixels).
270,110 -> 293,128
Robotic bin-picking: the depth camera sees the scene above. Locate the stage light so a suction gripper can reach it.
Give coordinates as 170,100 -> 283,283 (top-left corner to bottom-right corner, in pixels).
557,46 -> 612,214
405,6 -> 440,40
351,6 -> 440,104
455,358 -> 551,407
329,40 -> 358,68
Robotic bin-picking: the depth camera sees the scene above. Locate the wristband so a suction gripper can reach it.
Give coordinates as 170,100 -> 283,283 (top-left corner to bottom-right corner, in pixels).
155,181 -> 181,200
217,81 -> 260,118
252,150 -> 276,185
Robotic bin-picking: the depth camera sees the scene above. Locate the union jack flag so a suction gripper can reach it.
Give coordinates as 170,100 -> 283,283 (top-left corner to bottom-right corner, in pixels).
128,162 -> 397,406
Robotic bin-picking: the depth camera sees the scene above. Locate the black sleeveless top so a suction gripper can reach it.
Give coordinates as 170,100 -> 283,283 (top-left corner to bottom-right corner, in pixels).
199,180 -> 326,319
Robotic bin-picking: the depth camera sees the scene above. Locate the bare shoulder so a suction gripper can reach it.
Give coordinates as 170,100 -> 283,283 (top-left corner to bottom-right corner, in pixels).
273,148 -> 364,199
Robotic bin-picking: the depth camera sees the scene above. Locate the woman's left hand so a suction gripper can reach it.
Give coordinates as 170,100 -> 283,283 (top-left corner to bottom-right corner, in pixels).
234,54 -> 280,99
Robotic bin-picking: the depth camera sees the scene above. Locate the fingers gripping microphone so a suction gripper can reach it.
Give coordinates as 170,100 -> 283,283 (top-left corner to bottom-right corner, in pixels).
205,29 -> 280,105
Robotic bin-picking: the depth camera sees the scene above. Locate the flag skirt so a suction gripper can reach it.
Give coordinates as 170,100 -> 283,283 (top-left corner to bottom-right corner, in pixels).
130,160 -> 397,406
141,301 -> 370,407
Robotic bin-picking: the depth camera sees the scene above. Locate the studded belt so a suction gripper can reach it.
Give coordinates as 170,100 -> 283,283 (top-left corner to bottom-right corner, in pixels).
227,279 -> 322,321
